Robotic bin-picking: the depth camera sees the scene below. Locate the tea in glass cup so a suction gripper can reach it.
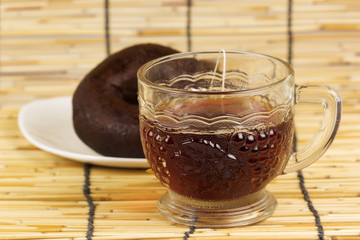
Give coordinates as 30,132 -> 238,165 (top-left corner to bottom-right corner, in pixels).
137,51 -> 341,227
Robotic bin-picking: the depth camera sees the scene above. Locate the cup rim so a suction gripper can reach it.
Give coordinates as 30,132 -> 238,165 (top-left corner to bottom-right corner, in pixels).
137,50 -> 294,95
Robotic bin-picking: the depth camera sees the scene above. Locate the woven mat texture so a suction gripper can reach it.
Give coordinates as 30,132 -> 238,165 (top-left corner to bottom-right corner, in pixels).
1,0 -> 360,239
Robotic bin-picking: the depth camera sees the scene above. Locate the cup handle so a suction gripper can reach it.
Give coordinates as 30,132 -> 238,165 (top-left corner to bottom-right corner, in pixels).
283,85 -> 342,174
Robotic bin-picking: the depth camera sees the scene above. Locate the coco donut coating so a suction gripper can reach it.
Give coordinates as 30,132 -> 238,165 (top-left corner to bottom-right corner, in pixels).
72,43 -> 179,158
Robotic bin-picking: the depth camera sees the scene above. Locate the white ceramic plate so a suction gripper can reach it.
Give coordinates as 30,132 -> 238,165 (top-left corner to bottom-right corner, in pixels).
18,96 -> 148,168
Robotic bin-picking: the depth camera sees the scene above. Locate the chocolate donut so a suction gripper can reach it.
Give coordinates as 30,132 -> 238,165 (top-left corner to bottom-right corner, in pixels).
72,43 -> 179,158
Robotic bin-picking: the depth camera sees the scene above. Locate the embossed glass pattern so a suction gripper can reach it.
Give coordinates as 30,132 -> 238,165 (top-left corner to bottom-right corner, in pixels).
137,51 -> 341,227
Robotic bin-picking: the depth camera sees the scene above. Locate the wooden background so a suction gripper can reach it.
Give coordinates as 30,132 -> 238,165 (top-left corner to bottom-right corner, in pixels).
1,0 -> 360,239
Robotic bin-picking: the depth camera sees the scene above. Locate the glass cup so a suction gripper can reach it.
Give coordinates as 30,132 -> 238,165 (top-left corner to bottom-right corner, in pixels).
137,51 -> 342,228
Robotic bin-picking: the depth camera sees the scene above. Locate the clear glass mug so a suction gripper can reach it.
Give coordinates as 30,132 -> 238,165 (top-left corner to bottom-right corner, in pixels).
137,51 -> 342,228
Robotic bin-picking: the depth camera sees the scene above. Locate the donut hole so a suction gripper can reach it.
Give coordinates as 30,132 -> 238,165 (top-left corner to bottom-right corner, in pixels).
108,72 -> 138,105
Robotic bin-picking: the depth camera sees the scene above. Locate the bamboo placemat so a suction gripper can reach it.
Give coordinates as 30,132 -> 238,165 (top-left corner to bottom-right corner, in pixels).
1,0 -> 360,239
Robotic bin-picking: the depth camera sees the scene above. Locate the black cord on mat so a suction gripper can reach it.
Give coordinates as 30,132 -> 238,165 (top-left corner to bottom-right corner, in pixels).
293,135 -> 325,240
105,0 -> 111,56
288,1 -> 325,238
287,0 -> 293,65
183,225 -> 196,240
186,0 -> 192,52
297,171 -> 325,240
83,163 -> 96,240
82,0 -> 113,238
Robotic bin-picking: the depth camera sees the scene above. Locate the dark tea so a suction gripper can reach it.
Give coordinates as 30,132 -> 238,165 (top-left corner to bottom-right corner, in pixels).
140,97 -> 294,201
137,50 -> 340,227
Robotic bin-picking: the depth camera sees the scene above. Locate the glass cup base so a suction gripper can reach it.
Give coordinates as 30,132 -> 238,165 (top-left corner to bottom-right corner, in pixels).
158,189 -> 277,228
